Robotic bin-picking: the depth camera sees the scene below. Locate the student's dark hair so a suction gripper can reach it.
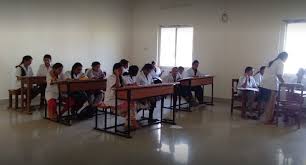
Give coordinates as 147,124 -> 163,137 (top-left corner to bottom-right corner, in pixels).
128,65 -> 139,76
256,66 -> 266,75
113,63 -> 122,73
268,52 -> 288,67
120,59 -> 129,66
192,60 -> 199,65
16,55 -> 33,68
142,63 -> 154,71
178,66 -> 184,70
260,66 -> 266,71
151,61 -> 156,65
92,61 -> 101,67
52,63 -> 63,70
71,62 -> 83,78
245,66 -> 253,73
43,54 -> 52,60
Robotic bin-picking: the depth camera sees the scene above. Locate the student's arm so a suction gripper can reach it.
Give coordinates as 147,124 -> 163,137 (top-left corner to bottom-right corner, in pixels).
237,76 -> 247,88
277,75 -> 285,84
113,70 -> 122,88
29,67 -> 34,76
277,62 -> 285,84
15,67 -> 22,79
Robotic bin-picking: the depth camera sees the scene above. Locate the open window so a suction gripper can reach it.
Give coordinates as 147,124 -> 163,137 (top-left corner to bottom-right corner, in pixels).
159,26 -> 194,67
284,21 -> 306,74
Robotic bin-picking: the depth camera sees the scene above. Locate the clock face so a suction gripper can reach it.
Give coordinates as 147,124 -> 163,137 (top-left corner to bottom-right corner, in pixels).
222,13 -> 229,23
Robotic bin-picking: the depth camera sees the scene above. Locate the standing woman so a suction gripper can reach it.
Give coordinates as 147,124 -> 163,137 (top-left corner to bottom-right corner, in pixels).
261,52 -> 288,124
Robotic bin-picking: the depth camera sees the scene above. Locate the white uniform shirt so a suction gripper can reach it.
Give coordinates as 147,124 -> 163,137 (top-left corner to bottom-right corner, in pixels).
238,76 -> 257,88
85,68 -> 105,79
178,73 -> 183,79
184,68 -> 204,78
162,73 -> 180,83
64,71 -> 85,80
15,64 -> 34,88
123,75 -> 137,85
37,64 -> 52,76
151,66 -> 162,79
45,72 -> 65,101
254,73 -> 263,87
136,71 -> 153,86
104,74 -> 122,106
262,59 -> 284,91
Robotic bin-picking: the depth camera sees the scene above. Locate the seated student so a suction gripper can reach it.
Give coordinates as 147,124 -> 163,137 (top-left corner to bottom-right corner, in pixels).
85,61 -> 105,107
254,66 -> 266,87
120,59 -> 129,76
178,66 -> 185,80
238,66 -> 258,118
104,63 -> 139,129
182,60 -> 204,104
151,61 -> 164,84
15,56 -> 42,105
162,67 -> 180,83
36,54 -> 53,105
136,63 -> 156,122
37,54 -> 52,76
64,63 -> 88,113
123,65 -> 139,86
45,63 -> 69,120
64,63 -> 86,80
85,61 -> 105,79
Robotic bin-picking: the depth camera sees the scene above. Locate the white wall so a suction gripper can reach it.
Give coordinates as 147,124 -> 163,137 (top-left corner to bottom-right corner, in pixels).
0,0 -> 132,99
131,0 -> 306,99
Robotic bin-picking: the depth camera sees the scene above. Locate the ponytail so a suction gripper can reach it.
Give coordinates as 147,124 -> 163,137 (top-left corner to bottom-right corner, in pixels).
268,52 -> 288,67
16,55 -> 32,68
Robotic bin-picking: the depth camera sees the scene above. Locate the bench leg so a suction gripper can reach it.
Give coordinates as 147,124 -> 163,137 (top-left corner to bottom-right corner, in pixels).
15,94 -> 19,109
8,93 -> 12,109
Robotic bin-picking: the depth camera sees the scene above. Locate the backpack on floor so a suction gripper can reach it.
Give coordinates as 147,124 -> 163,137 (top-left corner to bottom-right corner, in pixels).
77,106 -> 96,120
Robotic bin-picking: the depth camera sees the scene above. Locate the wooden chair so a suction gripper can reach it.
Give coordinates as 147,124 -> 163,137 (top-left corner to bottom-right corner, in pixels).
275,83 -> 304,129
231,79 -> 242,115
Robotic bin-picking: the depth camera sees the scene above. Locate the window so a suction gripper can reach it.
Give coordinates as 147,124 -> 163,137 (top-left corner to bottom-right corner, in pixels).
284,22 -> 306,74
159,26 -> 194,67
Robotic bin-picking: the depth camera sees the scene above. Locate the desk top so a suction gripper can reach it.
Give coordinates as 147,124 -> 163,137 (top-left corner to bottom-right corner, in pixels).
55,79 -> 106,84
116,83 -> 176,91
178,75 -> 214,81
237,87 -> 259,92
18,76 -> 46,80
116,83 -> 176,100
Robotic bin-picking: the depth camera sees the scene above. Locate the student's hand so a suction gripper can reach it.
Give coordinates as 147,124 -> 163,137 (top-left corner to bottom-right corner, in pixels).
114,70 -> 121,77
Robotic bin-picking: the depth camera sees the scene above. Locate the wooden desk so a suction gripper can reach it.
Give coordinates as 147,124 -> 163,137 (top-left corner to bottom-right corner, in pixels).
95,83 -> 177,138
178,76 -> 214,111
48,79 -> 107,125
20,76 -> 46,113
57,79 -> 107,93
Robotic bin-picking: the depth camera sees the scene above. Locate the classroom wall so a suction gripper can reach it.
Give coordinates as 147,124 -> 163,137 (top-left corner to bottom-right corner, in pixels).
0,0 -> 132,99
130,0 -> 306,99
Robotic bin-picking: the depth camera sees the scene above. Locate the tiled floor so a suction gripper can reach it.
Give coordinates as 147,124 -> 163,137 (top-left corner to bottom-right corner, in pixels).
0,101 -> 305,165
